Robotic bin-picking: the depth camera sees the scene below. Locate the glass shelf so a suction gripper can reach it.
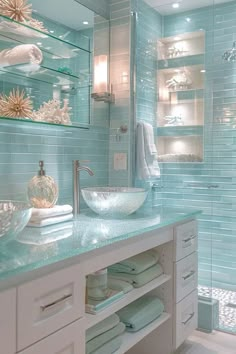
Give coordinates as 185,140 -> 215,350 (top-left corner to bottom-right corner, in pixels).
0,15 -> 91,57
0,64 -> 90,87
159,89 -> 204,103
0,116 -> 90,129
158,54 -> 204,70
157,125 -> 203,137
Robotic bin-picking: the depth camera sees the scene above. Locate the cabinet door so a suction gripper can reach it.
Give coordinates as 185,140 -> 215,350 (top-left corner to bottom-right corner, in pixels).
17,264 -> 85,351
0,288 -> 16,354
19,319 -> 85,354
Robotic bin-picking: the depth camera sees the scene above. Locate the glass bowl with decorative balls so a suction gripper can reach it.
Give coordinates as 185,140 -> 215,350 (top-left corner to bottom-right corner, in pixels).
27,161 -> 58,208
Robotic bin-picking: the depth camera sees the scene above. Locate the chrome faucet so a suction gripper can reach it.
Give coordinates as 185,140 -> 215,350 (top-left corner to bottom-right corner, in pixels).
73,160 -> 94,215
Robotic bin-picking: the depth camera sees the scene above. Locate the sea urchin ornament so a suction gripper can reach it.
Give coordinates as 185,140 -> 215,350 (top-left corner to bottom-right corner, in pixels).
0,88 -> 33,118
0,0 -> 32,22
25,18 -> 49,33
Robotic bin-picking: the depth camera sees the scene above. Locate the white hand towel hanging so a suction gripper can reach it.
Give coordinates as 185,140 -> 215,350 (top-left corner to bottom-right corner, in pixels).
136,122 -> 160,180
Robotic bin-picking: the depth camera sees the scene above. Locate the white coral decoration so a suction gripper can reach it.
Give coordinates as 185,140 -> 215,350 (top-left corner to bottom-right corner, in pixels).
32,99 -> 72,125
166,71 -> 192,90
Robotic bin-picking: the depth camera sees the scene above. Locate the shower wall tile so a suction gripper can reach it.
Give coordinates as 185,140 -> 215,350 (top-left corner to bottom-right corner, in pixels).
133,0 -> 163,204
161,1 -> 236,290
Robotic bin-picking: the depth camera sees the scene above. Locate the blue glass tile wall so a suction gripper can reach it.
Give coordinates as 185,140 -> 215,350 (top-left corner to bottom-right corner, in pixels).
0,13 -> 109,208
156,2 -> 236,291
131,0 -> 236,291
132,0 -> 163,205
0,120 -> 109,209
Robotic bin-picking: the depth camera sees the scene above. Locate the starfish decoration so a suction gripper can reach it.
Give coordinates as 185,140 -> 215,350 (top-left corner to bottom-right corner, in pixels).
0,0 -> 32,22
0,88 -> 33,118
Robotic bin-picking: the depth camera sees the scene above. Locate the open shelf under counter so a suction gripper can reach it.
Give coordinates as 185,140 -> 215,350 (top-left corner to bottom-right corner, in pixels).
115,313 -> 171,354
85,274 -> 171,330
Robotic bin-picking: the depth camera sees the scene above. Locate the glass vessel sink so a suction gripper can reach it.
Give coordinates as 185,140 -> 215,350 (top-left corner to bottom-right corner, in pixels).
81,187 -> 148,217
0,201 -> 32,239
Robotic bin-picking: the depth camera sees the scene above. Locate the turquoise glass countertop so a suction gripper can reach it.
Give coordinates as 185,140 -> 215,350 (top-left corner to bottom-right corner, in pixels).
0,207 -> 201,282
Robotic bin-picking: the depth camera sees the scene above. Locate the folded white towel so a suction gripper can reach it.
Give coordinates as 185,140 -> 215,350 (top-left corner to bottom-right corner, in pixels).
0,44 -> 43,67
19,222 -> 73,245
30,205 -> 73,222
136,122 -> 160,180
28,213 -> 73,228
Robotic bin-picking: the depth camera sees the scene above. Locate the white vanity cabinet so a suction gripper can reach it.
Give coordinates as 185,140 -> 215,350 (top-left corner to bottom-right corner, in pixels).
0,216 -> 199,354
173,220 -> 198,349
0,288 -> 16,354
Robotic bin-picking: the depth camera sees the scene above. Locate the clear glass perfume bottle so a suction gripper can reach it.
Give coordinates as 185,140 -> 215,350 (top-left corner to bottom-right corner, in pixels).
27,161 -> 58,208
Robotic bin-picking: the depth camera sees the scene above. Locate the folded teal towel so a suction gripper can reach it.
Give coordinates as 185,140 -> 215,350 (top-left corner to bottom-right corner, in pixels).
108,250 -> 159,275
107,277 -> 134,294
90,335 -> 122,354
117,296 -> 164,332
86,322 -> 125,354
108,263 -> 163,288
86,314 -> 120,342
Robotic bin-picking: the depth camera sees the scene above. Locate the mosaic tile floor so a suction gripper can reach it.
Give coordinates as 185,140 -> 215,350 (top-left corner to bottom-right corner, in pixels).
199,286 -> 236,334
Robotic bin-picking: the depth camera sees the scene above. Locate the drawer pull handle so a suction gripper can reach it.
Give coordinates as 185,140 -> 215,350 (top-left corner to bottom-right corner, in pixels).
41,294 -> 72,312
182,270 -> 195,281
183,235 -> 195,243
182,312 -> 195,325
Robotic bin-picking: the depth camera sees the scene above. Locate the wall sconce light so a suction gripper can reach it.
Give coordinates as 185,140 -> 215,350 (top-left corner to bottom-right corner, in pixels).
91,55 -> 115,103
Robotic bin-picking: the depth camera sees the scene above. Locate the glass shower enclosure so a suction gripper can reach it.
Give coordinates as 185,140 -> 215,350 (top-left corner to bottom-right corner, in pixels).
131,0 -> 236,334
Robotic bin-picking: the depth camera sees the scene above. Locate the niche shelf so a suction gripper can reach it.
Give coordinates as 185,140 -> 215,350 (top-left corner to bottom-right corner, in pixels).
157,31 -> 205,163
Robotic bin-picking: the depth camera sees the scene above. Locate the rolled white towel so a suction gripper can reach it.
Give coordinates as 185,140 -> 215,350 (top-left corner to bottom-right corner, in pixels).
0,44 -> 43,67
28,213 -> 73,228
30,205 -> 73,222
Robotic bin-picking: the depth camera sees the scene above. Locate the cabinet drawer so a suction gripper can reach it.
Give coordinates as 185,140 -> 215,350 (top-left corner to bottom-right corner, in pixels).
19,319 -> 85,354
175,252 -> 198,303
174,220 -> 198,261
17,264 -> 85,351
0,288 -> 16,354
174,290 -> 198,349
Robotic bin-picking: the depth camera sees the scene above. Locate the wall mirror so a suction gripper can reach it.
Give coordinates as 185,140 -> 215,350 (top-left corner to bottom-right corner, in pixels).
0,0 -> 110,128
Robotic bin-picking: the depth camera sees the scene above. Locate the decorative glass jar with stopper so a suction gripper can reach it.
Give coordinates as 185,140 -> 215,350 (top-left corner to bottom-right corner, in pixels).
27,161 -> 58,208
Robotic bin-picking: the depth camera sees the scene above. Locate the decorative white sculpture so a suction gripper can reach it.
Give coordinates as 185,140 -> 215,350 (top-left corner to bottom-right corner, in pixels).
164,115 -> 184,126
32,99 -> 72,125
166,71 -> 192,90
167,45 -> 188,58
